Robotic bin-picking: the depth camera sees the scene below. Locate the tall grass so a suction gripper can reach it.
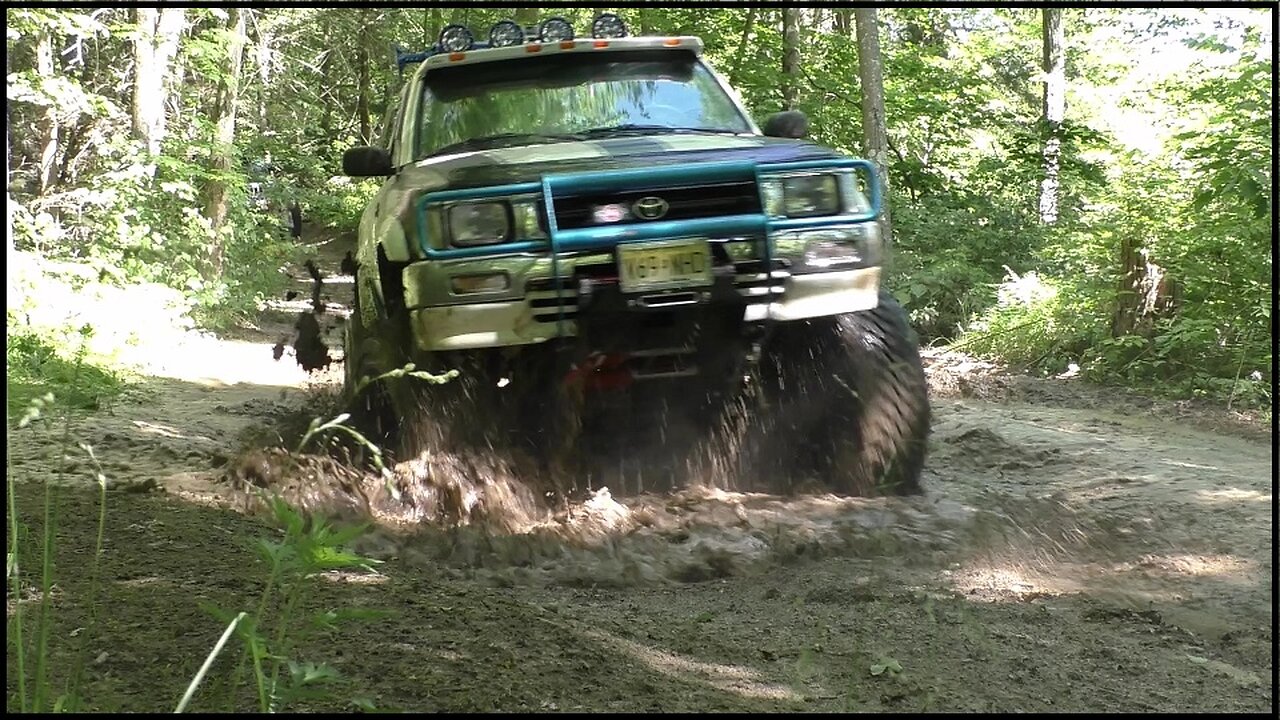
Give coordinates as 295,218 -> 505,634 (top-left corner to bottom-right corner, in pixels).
6,329 -> 116,713
7,395 -> 112,713
7,384 -> 384,713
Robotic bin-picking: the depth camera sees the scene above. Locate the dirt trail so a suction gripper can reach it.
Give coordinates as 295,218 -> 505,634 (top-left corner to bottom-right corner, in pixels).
6,229 -> 1273,713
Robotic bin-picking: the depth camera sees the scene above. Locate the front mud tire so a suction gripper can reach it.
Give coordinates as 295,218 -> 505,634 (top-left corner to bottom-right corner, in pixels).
753,290 -> 931,496
342,273 -> 413,452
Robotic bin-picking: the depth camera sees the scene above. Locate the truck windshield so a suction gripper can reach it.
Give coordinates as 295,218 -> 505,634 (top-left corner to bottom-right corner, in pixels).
415,50 -> 753,159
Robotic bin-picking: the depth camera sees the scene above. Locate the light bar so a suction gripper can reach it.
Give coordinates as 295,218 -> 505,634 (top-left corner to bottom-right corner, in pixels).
539,16 -> 574,42
592,13 -> 627,39
489,19 -> 524,47
438,24 -> 474,53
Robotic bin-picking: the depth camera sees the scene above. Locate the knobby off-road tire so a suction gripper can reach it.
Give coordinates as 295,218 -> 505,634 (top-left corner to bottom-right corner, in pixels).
343,271 -> 413,452
752,290 -> 931,496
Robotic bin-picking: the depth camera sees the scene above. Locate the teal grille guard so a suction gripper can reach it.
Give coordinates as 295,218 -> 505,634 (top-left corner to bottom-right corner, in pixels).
415,158 -> 881,261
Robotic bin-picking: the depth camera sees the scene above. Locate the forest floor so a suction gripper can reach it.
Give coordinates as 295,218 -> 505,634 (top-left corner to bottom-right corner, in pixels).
6,226 -> 1274,713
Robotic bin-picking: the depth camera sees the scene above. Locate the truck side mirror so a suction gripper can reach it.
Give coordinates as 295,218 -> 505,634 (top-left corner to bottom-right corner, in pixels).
343,146 -> 393,177
762,110 -> 809,139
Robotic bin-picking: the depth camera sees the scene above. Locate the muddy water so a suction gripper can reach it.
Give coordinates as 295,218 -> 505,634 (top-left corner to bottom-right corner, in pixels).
302,395 -> 1266,611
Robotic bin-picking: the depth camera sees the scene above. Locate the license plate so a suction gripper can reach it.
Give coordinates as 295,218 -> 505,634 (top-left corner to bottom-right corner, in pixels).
617,240 -> 712,293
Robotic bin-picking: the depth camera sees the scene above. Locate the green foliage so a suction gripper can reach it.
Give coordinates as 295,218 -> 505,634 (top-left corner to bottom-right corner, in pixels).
5,323 -> 125,422
301,178 -> 380,230
198,493 -> 383,713
8,8 -> 296,334
947,9 -> 1271,407
955,268 -> 1105,371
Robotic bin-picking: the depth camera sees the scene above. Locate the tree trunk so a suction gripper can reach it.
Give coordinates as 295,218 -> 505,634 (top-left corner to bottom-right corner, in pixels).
35,31 -> 59,197
1112,236 -> 1180,338
835,8 -> 852,35
1039,8 -> 1065,225
319,47 -> 333,138
854,9 -> 893,245
781,7 -> 801,110
255,14 -> 273,131
357,9 -> 372,145
130,8 -> 185,156
202,7 -> 248,282
131,8 -> 157,149
726,8 -> 758,88
637,9 -> 655,35
152,8 -> 185,149
6,50 -> 14,266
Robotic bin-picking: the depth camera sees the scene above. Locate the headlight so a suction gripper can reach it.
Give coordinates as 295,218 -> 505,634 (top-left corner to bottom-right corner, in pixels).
838,172 -> 874,215
760,173 -> 842,218
804,238 -> 865,269
448,202 -> 510,246
783,174 -> 840,217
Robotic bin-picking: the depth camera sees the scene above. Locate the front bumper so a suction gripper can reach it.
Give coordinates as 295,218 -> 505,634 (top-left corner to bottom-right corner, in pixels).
409,262 -> 881,352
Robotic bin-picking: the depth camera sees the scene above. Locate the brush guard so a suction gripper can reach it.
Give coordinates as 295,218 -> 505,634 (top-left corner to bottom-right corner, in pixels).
416,157 -> 882,342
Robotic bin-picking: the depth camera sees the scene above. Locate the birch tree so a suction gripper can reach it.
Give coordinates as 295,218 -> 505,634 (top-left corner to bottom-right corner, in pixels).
1039,8 -> 1065,224
130,7 -> 185,156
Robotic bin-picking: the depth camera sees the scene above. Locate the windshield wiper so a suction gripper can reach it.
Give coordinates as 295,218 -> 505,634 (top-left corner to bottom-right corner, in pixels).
429,132 -> 579,157
574,124 -> 742,138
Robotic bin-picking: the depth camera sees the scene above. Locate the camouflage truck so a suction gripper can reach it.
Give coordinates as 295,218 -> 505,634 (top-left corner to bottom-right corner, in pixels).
340,15 -> 929,496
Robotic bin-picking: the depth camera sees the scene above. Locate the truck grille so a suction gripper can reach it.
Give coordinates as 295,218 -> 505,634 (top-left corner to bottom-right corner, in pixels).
542,181 -> 761,231
525,256 -> 790,324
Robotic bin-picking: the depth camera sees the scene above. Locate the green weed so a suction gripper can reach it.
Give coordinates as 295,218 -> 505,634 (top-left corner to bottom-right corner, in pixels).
198,494 -> 385,713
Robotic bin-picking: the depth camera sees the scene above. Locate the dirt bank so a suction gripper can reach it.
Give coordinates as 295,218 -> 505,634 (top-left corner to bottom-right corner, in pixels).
6,228 -> 1272,713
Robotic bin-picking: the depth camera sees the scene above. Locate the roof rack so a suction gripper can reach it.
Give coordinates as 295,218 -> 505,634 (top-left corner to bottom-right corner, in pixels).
394,45 -> 436,75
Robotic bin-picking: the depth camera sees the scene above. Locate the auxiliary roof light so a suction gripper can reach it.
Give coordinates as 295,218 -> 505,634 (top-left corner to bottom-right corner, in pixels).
538,16 -> 574,43
438,24 -> 474,53
489,19 -> 525,47
591,13 -> 627,39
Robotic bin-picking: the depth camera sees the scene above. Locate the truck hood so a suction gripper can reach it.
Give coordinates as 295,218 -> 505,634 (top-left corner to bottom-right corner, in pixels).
394,134 -> 842,192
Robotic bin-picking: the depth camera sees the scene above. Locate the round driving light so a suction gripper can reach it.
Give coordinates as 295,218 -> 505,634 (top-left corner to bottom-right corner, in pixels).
438,24 -> 474,53
538,17 -> 574,43
592,13 -> 627,39
489,20 -> 524,48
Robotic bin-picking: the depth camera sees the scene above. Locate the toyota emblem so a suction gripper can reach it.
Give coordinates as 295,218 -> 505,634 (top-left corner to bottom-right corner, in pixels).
632,196 -> 669,221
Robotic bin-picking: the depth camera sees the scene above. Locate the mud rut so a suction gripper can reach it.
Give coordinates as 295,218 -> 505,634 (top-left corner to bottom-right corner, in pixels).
6,228 -> 1272,713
